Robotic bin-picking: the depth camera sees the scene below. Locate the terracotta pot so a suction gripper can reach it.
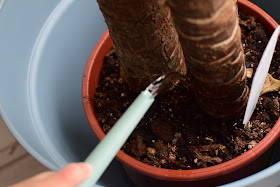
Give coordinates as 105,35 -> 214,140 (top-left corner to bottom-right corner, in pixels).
82,0 -> 280,186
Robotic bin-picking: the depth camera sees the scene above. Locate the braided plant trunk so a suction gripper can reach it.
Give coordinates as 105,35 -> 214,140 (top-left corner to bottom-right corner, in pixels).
97,0 -> 187,92
168,0 -> 248,119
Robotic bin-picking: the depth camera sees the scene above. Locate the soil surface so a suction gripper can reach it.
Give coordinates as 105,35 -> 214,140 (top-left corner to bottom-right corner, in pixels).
93,13 -> 280,170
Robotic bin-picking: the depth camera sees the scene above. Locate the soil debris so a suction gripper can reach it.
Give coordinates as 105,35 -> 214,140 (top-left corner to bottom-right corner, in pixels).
93,13 -> 280,170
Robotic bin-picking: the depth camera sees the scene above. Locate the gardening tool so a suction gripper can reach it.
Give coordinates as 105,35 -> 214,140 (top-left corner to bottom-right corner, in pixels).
78,72 -> 185,187
243,25 -> 280,127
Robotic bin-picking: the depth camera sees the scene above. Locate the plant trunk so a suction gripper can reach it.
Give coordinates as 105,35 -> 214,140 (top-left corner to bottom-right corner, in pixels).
167,0 -> 249,119
97,0 -> 187,92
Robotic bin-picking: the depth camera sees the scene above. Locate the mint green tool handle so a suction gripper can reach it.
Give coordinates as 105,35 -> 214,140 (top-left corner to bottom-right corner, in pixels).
78,90 -> 155,187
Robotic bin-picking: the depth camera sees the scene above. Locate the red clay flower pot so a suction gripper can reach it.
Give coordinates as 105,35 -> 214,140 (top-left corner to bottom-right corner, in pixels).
82,0 -> 280,186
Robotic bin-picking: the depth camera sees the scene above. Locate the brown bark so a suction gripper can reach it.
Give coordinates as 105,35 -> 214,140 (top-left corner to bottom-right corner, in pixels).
97,0 -> 187,92
167,0 -> 248,119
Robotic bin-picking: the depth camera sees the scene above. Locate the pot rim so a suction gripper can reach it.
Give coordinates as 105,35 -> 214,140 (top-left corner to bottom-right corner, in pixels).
82,0 -> 280,181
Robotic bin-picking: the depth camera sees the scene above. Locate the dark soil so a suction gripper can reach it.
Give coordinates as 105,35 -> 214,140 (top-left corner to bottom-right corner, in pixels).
93,13 -> 280,170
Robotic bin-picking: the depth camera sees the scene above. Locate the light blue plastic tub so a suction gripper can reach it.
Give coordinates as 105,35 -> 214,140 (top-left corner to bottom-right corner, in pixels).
0,0 -> 279,186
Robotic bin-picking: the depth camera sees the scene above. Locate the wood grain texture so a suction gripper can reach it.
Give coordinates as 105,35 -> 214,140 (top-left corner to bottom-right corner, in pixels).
0,142 -> 27,169
0,116 -> 17,150
0,155 -> 48,187
0,116 -> 48,187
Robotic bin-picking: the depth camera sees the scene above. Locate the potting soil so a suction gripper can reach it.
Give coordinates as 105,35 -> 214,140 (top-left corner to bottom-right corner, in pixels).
93,13 -> 280,170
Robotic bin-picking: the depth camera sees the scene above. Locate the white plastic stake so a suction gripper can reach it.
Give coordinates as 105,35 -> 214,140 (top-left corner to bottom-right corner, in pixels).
243,26 -> 280,127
